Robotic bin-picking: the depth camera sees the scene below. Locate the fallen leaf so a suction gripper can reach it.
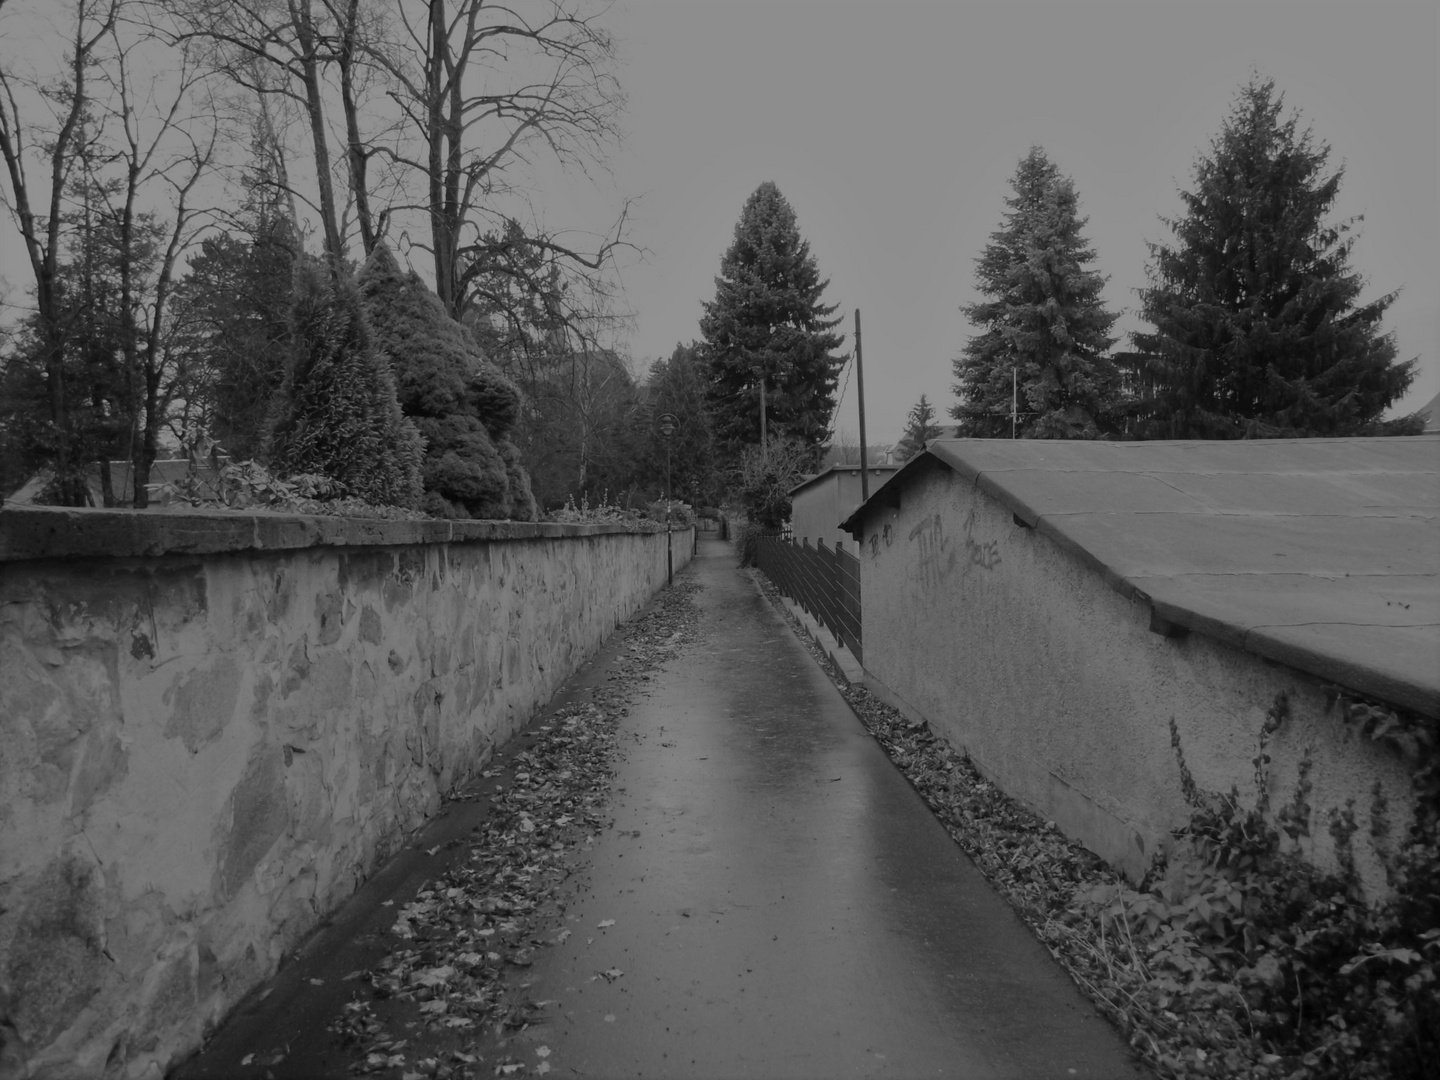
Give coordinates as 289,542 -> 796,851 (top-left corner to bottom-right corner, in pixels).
307,978 -> 324,986
412,965 -> 456,988
240,1053 -> 254,1066
536,1063 -> 551,1076
596,919 -> 615,929
599,967 -> 623,982
535,1046 -> 551,1058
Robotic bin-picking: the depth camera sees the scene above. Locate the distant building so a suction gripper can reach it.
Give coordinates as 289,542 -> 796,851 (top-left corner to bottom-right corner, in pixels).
820,444 -> 895,468
789,464 -> 900,552
1421,391 -> 1440,434
7,459 -> 204,507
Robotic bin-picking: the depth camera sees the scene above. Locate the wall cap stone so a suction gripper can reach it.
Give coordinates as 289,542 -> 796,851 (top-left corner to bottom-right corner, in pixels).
0,504 -> 673,562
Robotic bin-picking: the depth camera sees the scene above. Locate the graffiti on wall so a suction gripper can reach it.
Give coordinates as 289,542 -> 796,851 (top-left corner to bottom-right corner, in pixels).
960,506 -> 1002,577
867,521 -> 895,558
903,507 -> 1002,592
908,513 -> 957,589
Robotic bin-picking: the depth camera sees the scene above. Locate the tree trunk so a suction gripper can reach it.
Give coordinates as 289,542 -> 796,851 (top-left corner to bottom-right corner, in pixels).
293,0 -> 345,270
338,0 -> 376,254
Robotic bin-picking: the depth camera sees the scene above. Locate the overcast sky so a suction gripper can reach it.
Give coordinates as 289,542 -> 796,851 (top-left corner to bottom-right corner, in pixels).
1,1 -> 1434,446
602,0 -> 1438,442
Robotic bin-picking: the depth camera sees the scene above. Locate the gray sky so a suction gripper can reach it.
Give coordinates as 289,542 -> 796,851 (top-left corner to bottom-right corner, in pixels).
2,1 -> 1434,446
603,0 -> 1438,443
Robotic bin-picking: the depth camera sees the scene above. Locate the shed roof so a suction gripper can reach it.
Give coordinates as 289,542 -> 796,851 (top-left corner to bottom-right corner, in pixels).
841,437 -> 1440,717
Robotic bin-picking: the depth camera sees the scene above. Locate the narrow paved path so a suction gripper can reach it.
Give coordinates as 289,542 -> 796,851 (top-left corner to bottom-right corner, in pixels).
492,538 -> 1144,1078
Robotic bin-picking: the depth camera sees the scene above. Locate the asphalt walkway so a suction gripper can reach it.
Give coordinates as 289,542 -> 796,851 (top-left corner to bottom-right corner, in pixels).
176,537 -> 1147,1079
476,538 -> 1142,1078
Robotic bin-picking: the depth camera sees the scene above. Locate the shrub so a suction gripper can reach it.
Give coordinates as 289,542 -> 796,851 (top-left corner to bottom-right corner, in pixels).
730,435 -> 817,529
734,521 -> 767,567
544,490 -> 639,525
358,243 -> 535,520
263,261 -> 424,508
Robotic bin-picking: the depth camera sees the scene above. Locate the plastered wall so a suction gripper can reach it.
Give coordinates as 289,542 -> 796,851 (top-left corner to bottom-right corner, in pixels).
0,509 -> 692,1079
857,465 -> 1414,889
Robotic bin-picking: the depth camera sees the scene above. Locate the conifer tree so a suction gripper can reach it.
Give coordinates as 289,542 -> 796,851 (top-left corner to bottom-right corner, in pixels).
171,207 -> 296,461
894,393 -> 944,462
265,261 -> 424,507
952,148 -> 1120,439
359,243 -> 536,521
640,342 -> 716,501
1134,77 -> 1418,438
700,182 -> 845,456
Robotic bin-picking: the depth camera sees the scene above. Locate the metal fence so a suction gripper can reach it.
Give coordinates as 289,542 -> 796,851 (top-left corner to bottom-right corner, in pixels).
755,534 -> 862,664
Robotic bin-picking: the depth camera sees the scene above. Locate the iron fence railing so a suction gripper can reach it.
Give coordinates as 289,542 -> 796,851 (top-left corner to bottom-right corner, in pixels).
755,534 -> 862,664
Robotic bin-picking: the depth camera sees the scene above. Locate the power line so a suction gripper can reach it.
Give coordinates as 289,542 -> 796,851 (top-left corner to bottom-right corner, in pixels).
829,351 -> 854,436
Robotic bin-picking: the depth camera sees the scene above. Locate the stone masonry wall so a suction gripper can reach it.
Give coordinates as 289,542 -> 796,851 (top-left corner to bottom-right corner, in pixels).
0,507 -> 694,1079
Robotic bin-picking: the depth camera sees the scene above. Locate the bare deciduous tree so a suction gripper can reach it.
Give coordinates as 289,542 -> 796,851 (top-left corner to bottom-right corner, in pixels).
0,0 -> 121,502
1,0 -> 222,504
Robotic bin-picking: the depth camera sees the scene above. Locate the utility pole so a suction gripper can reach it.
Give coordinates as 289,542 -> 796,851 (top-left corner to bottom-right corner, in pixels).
855,309 -> 870,502
759,375 -> 767,463
1011,368 -> 1018,439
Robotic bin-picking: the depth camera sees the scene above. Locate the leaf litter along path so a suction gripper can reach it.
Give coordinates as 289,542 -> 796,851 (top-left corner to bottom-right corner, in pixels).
173,574 -> 703,1080
177,538 -> 1148,1079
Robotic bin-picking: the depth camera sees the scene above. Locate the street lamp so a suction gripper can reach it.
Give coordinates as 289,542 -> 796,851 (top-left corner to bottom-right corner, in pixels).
658,412 -> 678,586
688,474 -> 699,554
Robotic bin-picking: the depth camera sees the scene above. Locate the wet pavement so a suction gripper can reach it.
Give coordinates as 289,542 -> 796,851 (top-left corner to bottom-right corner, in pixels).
174,537 -> 1147,1079
488,539 -> 1144,1079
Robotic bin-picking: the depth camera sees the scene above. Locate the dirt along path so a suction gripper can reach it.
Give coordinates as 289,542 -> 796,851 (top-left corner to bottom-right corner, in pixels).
174,537 -> 1147,1080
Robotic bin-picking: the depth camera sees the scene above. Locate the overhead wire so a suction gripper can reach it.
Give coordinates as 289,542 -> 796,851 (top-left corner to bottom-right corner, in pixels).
828,350 -> 854,438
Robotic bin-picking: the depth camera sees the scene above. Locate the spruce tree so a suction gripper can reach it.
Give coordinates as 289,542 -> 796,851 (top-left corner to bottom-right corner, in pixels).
1134,77 -> 1417,438
952,148 -> 1120,439
700,182 -> 845,456
265,261 -> 424,507
894,393 -> 944,462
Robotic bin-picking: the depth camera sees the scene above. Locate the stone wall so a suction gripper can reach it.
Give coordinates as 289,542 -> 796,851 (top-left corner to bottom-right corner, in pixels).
855,465 -> 1415,890
0,507 -> 693,1079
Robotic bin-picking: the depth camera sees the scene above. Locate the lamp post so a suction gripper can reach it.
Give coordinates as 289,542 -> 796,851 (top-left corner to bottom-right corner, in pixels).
688,475 -> 699,554
659,412 -> 678,586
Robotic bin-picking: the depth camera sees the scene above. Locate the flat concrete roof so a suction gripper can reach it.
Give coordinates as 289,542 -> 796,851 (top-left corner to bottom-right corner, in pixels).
843,437 -> 1440,717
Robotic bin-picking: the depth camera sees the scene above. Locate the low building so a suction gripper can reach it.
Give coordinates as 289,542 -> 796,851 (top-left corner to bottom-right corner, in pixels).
8,458 -> 206,506
789,464 -> 899,551
841,437 -> 1439,889
1420,390 -> 1440,434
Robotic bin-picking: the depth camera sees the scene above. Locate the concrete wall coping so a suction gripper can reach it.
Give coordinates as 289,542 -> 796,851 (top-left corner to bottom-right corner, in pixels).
0,504 -> 673,563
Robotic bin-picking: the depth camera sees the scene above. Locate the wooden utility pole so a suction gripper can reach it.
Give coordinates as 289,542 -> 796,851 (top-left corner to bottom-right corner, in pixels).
1012,367 -> 1018,439
855,309 -> 870,502
759,375 -> 767,462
